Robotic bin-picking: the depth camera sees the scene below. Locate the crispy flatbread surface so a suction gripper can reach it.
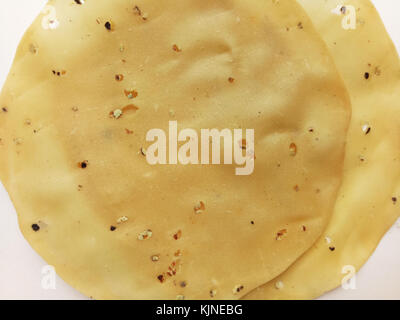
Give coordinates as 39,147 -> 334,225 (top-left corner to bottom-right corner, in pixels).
0,0 -> 350,299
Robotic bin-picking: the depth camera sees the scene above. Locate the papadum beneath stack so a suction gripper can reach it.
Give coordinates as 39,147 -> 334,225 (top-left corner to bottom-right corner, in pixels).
244,0 -> 400,300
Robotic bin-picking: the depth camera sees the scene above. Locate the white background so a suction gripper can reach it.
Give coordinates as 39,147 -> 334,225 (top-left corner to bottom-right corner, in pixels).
0,0 -> 399,300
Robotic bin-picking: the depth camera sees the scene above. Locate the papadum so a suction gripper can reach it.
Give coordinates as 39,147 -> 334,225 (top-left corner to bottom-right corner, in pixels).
0,0 -> 350,299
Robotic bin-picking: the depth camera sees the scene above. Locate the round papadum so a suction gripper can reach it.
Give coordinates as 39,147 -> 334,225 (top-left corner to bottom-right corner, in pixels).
0,0 -> 350,299
244,0 -> 400,300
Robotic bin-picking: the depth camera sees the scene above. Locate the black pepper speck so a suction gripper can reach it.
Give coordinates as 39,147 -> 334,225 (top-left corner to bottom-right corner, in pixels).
79,161 -> 88,169
105,22 -> 112,30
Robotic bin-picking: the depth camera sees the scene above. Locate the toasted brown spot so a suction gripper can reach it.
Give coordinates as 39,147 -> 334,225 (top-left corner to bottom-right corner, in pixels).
276,229 -> 287,240
138,229 -> 153,240
289,143 -> 297,156
109,105 -> 139,119
110,109 -> 123,119
29,43 -> 39,54
173,230 -> 182,240
233,285 -> 244,294
134,6 -> 148,20
174,250 -> 182,257
194,201 -> 205,214
122,104 -> 139,113
172,44 -> 182,52
52,70 -> 66,77
124,89 -> 138,99
239,139 -> 247,150
115,74 -> 124,82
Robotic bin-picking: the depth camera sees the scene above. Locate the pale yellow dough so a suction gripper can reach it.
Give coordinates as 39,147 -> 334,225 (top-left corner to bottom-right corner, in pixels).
0,0 -> 350,299
244,0 -> 400,300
